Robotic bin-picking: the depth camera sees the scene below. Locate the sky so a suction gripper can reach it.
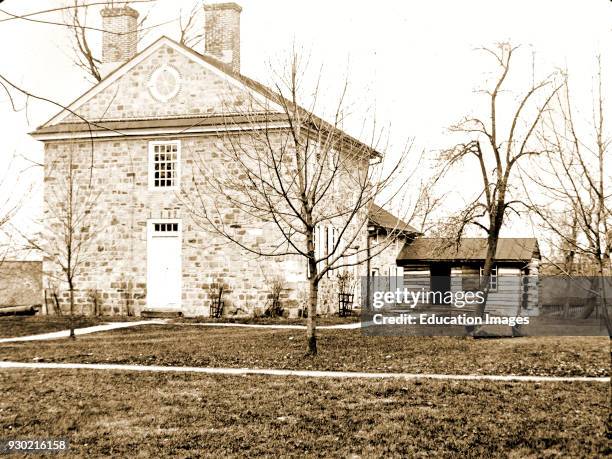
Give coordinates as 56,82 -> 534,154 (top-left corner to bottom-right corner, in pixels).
0,0 -> 611,255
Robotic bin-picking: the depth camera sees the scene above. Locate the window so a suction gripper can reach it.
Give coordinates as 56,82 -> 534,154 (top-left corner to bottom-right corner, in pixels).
461,265 -> 480,291
149,141 -> 180,189
480,265 -> 498,292
388,265 -> 404,292
313,224 -> 337,278
153,222 -> 179,233
347,248 -> 359,277
325,225 -> 337,277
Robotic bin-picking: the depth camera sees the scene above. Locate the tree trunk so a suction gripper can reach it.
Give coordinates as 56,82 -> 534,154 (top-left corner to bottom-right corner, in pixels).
475,234 -> 499,318
306,274 -> 318,356
579,276 -> 600,320
595,262 -> 611,337
52,291 -> 61,316
562,277 -> 573,319
68,281 -> 76,340
562,229 -> 577,318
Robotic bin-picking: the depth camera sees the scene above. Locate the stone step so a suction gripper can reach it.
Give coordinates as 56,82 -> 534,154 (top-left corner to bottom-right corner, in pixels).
141,310 -> 183,318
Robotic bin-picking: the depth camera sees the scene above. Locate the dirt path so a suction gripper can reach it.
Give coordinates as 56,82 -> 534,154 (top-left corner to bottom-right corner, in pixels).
0,361 -> 607,383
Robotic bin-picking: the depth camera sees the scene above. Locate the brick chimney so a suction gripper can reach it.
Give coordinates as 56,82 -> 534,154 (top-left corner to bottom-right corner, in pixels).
204,2 -> 242,73
100,6 -> 139,76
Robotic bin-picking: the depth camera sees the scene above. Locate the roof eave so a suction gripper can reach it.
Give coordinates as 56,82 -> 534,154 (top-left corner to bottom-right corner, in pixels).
397,258 -> 534,264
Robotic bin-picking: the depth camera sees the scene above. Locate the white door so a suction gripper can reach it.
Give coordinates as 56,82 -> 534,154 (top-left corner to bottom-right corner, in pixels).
147,220 -> 182,309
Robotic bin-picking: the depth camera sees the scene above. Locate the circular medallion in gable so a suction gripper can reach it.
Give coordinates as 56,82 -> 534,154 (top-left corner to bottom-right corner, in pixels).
148,65 -> 182,102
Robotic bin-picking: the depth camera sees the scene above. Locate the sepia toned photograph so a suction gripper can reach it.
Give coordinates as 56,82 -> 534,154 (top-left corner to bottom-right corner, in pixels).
0,1 -> 610,457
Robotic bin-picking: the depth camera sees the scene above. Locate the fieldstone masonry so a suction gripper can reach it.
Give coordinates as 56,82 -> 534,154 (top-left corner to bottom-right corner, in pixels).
42,130 -> 366,317
63,44 -> 247,122
36,5 -> 371,318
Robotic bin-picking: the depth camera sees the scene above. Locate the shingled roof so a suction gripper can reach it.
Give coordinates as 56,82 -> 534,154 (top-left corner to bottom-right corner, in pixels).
368,203 -> 420,235
397,238 -> 540,263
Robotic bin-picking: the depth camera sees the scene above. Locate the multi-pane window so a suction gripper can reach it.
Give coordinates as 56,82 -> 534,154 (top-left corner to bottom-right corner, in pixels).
309,224 -> 337,278
153,222 -> 179,233
149,141 -> 180,189
321,224 -> 337,278
480,265 -> 498,292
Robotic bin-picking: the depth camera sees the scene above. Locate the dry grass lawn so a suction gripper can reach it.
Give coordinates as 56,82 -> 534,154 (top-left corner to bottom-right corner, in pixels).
1,317 -> 609,457
0,370 -> 609,458
0,324 -> 608,377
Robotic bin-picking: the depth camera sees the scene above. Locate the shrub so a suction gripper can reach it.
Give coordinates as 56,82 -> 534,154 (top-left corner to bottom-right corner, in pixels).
86,289 -> 103,316
46,282 -> 62,316
265,277 -> 284,318
337,271 -> 355,295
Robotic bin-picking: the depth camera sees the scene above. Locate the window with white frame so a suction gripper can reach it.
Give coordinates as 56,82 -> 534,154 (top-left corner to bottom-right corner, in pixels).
149,140 -> 180,189
389,265 -> 404,292
312,223 -> 337,278
480,265 -> 498,292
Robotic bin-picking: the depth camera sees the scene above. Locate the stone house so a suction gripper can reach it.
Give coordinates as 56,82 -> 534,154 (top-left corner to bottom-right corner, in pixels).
31,3 -> 384,317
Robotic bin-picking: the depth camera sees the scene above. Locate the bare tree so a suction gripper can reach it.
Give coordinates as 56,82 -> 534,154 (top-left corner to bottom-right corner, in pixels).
24,147 -> 100,338
522,59 -> 611,334
182,53 -> 413,355
178,1 -> 204,49
0,0 -> 158,84
66,0 -> 102,82
65,0 -> 153,83
439,43 -> 561,319
0,154 -> 23,264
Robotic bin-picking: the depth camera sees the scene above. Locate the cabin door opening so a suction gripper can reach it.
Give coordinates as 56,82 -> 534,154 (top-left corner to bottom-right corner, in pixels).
430,264 -> 451,305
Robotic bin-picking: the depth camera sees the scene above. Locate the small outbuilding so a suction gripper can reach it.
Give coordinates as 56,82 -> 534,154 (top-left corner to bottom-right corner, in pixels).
396,238 -> 540,315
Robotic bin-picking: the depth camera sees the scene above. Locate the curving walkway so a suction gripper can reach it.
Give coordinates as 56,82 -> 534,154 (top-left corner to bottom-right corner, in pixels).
172,321 -> 361,330
0,360 -> 607,383
0,320 -> 167,344
0,320 -> 361,343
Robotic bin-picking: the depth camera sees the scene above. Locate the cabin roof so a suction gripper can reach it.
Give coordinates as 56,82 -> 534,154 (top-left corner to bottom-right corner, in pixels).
397,237 -> 540,263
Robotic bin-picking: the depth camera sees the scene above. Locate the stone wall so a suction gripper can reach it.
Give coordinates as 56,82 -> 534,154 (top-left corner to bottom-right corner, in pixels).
369,233 -> 408,276
62,43 -> 250,123
42,132 -> 369,317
